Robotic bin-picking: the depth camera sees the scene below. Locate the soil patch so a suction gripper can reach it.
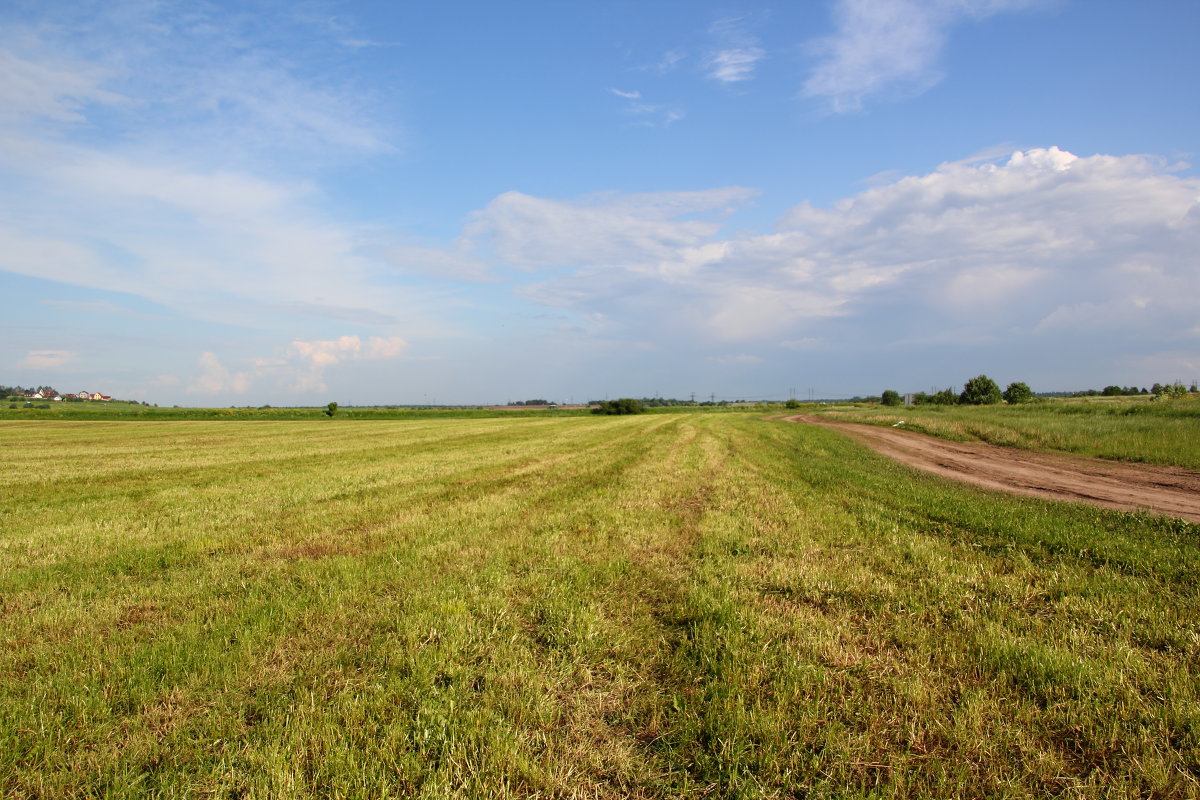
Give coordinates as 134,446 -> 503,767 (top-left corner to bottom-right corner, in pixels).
788,415 -> 1200,524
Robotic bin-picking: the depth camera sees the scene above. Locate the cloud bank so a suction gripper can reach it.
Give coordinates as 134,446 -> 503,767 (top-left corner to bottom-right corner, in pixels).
478,149 -> 1198,367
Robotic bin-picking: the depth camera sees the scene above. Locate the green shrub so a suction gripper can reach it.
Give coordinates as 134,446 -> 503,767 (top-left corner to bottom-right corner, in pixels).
960,375 -> 1003,405
1004,381 -> 1033,404
592,398 -> 645,415
931,388 -> 957,406
880,390 -> 902,407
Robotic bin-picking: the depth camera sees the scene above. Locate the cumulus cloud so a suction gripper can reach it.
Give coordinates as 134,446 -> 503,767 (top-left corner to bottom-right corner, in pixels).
17,349 -> 75,369
804,0 -> 1043,111
190,352 -> 249,395
492,149 -> 1198,356
186,336 -> 409,397
289,335 -> 408,366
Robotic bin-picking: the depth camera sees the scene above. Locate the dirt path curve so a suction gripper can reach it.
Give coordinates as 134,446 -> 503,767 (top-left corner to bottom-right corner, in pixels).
787,415 -> 1200,523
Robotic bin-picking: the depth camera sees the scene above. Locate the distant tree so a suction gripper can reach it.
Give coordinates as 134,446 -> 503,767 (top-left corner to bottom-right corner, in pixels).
1101,385 -> 1124,397
1151,383 -> 1163,396
880,390 -> 902,407
592,398 -> 645,415
1192,384 -> 1199,393
785,398 -> 801,409
1004,382 -> 1033,404
1153,381 -> 1188,401
324,402 -> 338,417
930,388 -> 958,406
959,375 -> 1003,405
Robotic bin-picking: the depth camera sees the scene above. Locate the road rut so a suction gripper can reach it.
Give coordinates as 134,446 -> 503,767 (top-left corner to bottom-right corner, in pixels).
788,415 -> 1200,523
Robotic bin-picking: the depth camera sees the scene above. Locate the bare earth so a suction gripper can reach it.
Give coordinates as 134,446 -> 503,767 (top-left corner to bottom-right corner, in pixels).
789,415 -> 1200,524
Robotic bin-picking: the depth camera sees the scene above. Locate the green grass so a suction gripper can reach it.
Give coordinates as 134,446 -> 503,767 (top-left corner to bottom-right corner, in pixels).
0,401 -> 598,421
816,394 -> 1200,469
1,415 -> 1198,798
0,401 -> 790,422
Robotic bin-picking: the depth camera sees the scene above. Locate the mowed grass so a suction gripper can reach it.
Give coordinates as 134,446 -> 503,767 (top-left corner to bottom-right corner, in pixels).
1,415 -> 1198,798
817,394 -> 1200,469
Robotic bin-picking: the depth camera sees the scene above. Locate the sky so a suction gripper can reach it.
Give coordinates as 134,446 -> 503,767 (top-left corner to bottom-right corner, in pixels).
2,0 -> 1198,405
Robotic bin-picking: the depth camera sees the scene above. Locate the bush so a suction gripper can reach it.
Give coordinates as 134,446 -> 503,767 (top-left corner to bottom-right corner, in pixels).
1152,382 -> 1188,401
592,398 -> 645,415
785,398 -> 801,409
959,375 -> 1003,405
1003,381 -> 1033,404
930,388 -> 958,406
324,402 -> 338,417
880,390 -> 901,407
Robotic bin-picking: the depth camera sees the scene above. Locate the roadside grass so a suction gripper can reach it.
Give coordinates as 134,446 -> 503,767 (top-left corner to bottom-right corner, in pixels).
1,415 -> 1197,797
815,394 -> 1200,469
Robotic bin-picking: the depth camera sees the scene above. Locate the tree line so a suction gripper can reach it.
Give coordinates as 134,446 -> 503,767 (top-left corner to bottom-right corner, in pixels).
877,376 -> 1197,407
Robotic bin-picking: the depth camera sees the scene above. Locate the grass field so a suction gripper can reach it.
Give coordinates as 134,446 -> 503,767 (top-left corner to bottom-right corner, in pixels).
815,394 -> 1200,470
0,401 -> 594,421
2,414 -> 1198,798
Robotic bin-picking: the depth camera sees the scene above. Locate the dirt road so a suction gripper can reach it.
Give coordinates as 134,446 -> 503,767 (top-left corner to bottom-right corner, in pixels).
788,415 -> 1200,524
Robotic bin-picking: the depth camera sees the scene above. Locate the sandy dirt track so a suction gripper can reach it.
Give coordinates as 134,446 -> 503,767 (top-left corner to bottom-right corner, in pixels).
788,415 -> 1200,524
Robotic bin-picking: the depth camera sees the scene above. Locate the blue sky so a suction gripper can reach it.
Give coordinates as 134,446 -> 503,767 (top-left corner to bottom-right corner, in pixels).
2,0 -> 1198,404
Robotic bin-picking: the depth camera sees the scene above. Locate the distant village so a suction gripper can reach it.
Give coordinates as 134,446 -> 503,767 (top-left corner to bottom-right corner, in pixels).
3,385 -> 112,402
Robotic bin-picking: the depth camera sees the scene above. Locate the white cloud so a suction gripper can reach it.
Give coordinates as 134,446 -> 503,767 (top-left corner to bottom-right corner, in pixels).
705,17 -> 764,84
705,48 -> 766,84
190,352 -> 249,395
283,335 -> 408,392
464,188 -> 757,271
643,50 -> 686,75
186,336 -> 409,397
17,349 -> 75,370
0,5 -> 394,167
804,0 -> 1044,111
608,88 -> 684,128
0,50 -> 126,125
489,148 -> 1198,353
288,335 -> 408,367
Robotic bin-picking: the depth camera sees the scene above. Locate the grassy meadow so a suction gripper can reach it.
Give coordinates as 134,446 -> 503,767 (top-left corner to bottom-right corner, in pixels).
0,401 -> 594,422
816,394 -> 1200,470
2,413 -> 1198,798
